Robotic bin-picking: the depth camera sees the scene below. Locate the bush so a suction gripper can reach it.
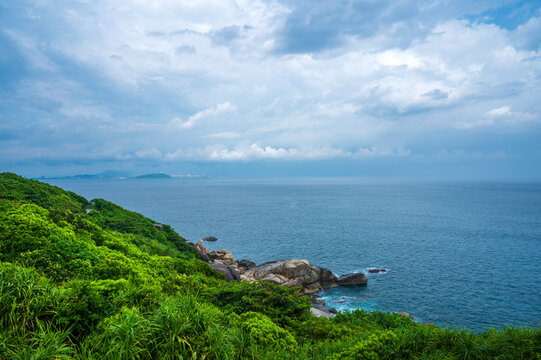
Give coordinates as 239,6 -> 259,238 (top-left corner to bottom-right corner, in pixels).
88,307 -> 152,359
295,317 -> 355,343
206,280 -> 312,326
240,312 -> 298,352
326,331 -> 396,360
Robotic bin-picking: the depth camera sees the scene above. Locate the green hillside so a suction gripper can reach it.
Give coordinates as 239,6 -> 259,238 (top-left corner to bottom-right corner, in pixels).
0,173 -> 539,359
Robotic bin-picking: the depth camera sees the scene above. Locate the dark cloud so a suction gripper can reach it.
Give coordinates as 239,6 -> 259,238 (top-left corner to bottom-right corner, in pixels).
274,0 -> 410,53
273,0 -> 541,54
210,25 -> 242,46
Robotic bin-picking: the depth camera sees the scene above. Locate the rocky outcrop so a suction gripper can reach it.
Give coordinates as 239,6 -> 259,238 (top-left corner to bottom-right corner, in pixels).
211,262 -> 240,282
194,244 -> 368,293
336,272 -> 368,286
154,224 -> 164,231
310,298 -> 338,317
192,241 -> 210,262
242,259 -> 365,294
238,259 -> 256,269
311,307 -> 334,318
214,249 -> 235,264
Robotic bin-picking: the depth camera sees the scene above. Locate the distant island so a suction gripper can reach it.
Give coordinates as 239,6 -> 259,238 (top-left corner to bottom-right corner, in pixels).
37,171 -> 207,180
135,173 -> 172,179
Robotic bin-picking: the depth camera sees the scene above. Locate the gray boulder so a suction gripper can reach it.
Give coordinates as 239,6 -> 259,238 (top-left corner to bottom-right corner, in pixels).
242,259 -> 368,293
319,267 -> 338,288
337,272 -> 368,286
311,307 -> 334,318
192,241 -> 210,262
243,259 -> 320,287
211,262 -> 241,282
238,259 -> 256,269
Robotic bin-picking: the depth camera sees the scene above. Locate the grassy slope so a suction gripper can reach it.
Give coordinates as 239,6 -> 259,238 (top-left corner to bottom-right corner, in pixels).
0,172 -> 539,359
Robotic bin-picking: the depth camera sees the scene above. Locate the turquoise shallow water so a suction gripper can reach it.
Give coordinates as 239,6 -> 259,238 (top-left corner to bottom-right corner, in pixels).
45,178 -> 541,331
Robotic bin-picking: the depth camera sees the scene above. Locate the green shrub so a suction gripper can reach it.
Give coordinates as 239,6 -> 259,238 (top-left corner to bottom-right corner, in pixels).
0,262 -> 61,333
206,280 -> 311,326
326,331 -> 396,360
0,172 -> 88,213
88,306 -> 152,359
240,312 -> 298,352
87,198 -> 196,257
296,317 -> 355,343
335,310 -> 415,331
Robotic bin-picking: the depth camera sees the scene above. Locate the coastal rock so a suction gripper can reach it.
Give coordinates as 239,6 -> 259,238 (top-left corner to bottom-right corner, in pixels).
215,249 -> 235,264
397,312 -> 413,320
311,307 -> 334,318
320,267 -> 338,288
202,236 -> 218,242
209,250 -> 368,296
243,259 -> 321,290
154,224 -> 164,231
192,241 -> 210,262
242,259 -> 366,294
238,259 -> 256,269
337,272 -> 368,286
368,268 -> 387,274
303,281 -> 323,294
211,262 -> 241,282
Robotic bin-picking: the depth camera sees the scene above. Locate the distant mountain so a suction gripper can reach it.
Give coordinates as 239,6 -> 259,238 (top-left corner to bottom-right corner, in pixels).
38,170 -> 131,180
37,171 -> 207,180
135,173 -> 172,179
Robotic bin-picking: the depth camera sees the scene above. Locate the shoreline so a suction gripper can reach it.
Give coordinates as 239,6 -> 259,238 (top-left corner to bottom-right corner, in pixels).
189,240 -> 371,318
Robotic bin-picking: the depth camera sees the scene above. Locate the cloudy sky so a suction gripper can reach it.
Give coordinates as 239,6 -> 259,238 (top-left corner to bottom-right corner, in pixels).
1,0 -> 541,178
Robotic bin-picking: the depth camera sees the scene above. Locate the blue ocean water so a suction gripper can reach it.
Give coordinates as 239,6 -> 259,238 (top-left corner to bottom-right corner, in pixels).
45,178 -> 541,331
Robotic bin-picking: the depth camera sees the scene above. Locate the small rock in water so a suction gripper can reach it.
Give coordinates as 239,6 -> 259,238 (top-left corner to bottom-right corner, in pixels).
202,236 -> 218,242
368,268 -> 387,274
337,272 -> 368,286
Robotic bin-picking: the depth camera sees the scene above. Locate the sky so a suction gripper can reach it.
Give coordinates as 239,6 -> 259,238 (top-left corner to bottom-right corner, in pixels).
1,0 -> 541,179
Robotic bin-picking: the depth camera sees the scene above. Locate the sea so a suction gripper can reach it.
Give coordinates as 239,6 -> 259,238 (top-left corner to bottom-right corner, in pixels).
44,178 -> 541,332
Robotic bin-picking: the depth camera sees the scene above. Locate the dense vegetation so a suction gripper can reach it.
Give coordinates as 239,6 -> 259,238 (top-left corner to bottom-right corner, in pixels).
0,172 -> 539,359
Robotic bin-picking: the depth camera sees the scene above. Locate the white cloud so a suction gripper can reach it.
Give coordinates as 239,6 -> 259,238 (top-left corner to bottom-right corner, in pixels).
487,106 -> 511,117
208,144 -> 297,160
161,144 -> 411,161
171,102 -> 236,129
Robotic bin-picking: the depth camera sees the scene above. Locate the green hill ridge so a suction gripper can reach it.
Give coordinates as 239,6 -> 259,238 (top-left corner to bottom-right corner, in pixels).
0,172 -> 539,359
